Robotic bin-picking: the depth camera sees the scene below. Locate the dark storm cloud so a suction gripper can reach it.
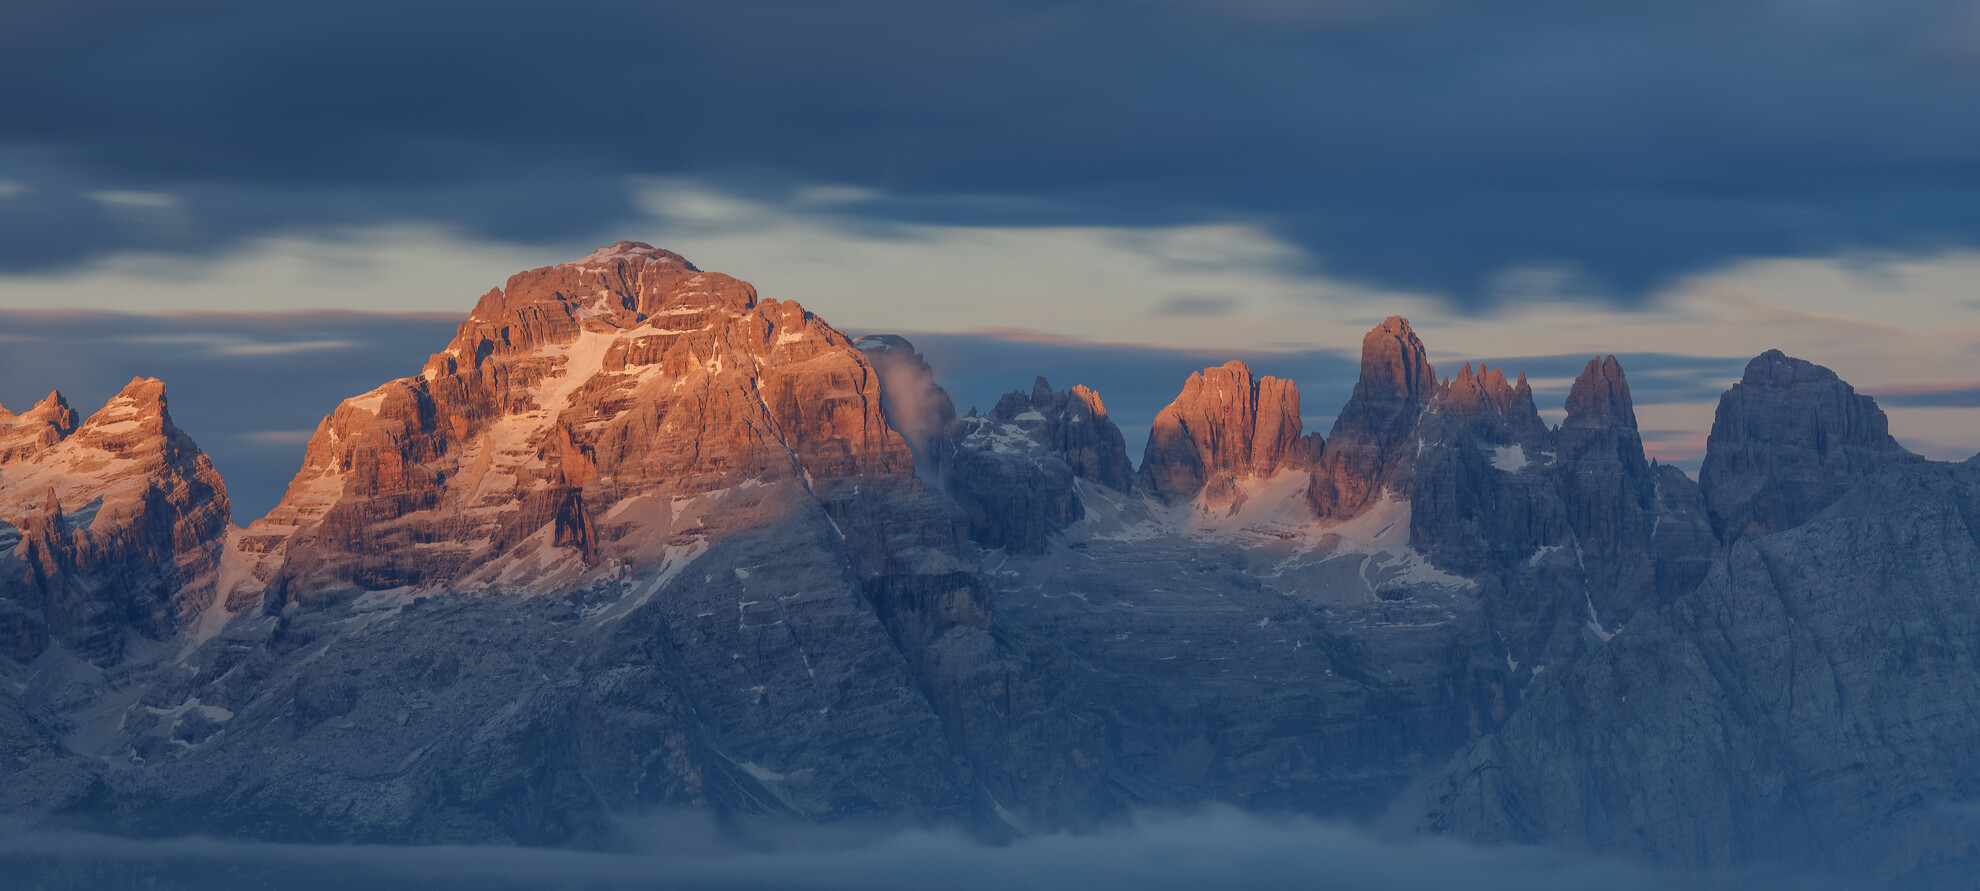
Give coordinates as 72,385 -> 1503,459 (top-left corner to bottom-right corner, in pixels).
6,0 -> 1980,303
0,808 -> 1837,891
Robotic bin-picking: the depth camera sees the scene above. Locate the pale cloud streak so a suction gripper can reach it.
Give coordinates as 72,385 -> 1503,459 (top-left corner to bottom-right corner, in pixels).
0,179 -> 1972,464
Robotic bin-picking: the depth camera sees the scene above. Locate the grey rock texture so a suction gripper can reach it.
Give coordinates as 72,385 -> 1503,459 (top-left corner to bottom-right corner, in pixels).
1406,356 -> 1715,683
1699,349 -> 1921,542
1554,357 -> 1714,628
943,376 -> 1132,553
1411,458 -> 1980,886
1408,362 -> 1561,577
1139,360 -> 1320,507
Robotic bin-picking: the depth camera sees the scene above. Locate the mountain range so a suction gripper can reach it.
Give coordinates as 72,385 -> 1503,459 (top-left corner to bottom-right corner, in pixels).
0,242 -> 1968,886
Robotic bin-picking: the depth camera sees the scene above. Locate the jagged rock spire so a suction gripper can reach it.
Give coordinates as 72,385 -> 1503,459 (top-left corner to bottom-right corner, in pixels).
1562,356 -> 1635,430
1308,316 -> 1435,520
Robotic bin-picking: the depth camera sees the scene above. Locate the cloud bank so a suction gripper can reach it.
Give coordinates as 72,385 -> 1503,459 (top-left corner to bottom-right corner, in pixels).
0,808 -> 1838,891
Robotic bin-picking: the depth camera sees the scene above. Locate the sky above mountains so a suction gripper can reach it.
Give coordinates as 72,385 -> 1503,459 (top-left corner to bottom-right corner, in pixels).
1,0 -> 1977,517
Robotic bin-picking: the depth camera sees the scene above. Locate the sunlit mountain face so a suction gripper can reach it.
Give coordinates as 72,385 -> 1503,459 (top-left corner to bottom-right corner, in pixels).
3,3 -> 1979,889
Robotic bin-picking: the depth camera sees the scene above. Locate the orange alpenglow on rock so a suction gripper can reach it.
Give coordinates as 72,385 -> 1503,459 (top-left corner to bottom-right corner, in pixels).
1139,360 -> 1320,506
229,241 -> 929,607
1307,316 -> 1435,520
0,377 -> 232,663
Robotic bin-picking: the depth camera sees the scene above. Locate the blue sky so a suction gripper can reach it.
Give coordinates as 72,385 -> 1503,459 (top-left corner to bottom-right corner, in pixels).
2,0 -> 1978,518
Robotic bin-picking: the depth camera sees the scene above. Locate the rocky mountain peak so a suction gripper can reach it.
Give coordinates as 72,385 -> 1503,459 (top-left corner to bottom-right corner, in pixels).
946,375 -> 1134,552
1434,363 -> 1538,426
1360,316 -> 1436,406
1561,356 -> 1634,430
245,244 -> 930,605
1699,350 -> 1921,542
1139,360 -> 1317,505
0,378 -> 231,663
1069,384 -> 1106,418
0,390 -> 80,463
1309,316 -> 1436,519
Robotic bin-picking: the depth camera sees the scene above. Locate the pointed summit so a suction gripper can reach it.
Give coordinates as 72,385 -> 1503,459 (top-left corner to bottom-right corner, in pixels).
0,378 -> 231,663
0,390 -> 79,462
1562,356 -> 1635,430
1308,316 -> 1435,519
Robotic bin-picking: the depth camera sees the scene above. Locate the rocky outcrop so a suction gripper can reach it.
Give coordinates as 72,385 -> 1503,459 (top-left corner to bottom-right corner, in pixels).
1309,317 -> 1436,520
1407,356 -> 1717,681
945,376 -> 1132,553
1138,360 -> 1320,507
1405,362 -> 1586,682
1412,458 -> 1980,886
1699,350 -> 1920,543
0,392 -> 79,463
0,378 -> 232,664
1408,363 -> 1560,576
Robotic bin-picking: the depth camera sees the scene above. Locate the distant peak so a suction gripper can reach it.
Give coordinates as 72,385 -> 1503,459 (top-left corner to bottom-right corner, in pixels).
1069,384 -> 1108,418
6,390 -> 75,428
1563,355 -> 1636,430
1378,315 -> 1414,335
114,376 -> 169,405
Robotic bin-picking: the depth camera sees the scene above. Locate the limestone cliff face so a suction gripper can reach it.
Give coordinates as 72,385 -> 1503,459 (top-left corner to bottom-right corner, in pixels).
0,378 -> 232,663
1138,361 -> 1319,507
240,242 -> 940,605
1412,459 -> 1980,885
945,376 -> 1133,553
1554,357 -> 1713,627
1699,350 -> 1920,543
0,392 -> 79,463
1408,363 -> 1561,576
1309,317 -> 1435,520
